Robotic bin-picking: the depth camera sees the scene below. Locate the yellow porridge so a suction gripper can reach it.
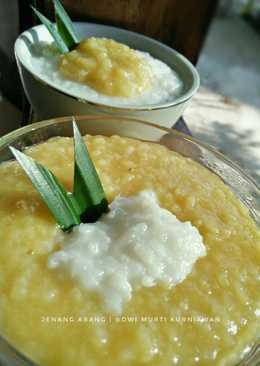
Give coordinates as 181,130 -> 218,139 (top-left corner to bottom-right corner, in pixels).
0,135 -> 259,366
59,37 -> 153,97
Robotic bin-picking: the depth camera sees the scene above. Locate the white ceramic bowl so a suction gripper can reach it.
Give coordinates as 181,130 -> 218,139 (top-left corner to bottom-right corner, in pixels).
14,22 -> 200,127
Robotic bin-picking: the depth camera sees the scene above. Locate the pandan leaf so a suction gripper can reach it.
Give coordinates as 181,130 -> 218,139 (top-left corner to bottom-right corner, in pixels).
31,6 -> 69,53
10,120 -> 109,231
10,147 -> 80,231
54,0 -> 78,50
73,119 -> 108,222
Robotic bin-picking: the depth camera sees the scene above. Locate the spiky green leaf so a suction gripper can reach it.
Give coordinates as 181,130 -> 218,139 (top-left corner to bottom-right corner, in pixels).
54,0 -> 78,50
31,6 -> 69,53
73,119 -> 108,222
10,147 -> 80,231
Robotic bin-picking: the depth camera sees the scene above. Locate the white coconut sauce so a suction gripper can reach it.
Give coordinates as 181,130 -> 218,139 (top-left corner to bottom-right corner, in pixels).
48,191 -> 206,314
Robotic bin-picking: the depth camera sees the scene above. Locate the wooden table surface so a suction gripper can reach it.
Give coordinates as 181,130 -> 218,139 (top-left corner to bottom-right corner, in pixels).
1,87 -> 260,183
184,87 -> 260,183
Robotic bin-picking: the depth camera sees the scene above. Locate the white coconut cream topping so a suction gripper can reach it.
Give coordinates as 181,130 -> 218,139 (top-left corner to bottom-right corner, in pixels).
48,191 -> 206,314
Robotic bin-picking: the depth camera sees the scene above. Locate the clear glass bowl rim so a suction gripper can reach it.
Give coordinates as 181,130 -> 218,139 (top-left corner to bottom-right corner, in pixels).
0,115 -> 259,191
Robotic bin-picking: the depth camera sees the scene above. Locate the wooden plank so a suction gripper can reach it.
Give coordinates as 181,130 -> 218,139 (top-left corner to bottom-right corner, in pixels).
41,0 -> 218,64
18,0 -> 53,32
0,1 -> 21,109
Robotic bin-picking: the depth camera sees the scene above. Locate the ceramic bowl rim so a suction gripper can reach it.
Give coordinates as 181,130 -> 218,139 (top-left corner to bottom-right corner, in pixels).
14,22 -> 200,111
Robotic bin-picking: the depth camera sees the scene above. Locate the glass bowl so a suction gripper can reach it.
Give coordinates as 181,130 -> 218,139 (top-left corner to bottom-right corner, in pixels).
0,115 -> 259,366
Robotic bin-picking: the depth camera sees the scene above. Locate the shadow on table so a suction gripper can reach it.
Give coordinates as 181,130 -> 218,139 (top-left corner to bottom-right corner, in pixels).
194,120 -> 260,183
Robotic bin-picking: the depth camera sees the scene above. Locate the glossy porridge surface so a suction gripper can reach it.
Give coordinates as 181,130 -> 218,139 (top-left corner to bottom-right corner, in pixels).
0,135 -> 259,366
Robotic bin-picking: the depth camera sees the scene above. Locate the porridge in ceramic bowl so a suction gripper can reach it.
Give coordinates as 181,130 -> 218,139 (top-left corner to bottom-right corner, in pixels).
25,36 -> 183,107
15,1 -> 198,124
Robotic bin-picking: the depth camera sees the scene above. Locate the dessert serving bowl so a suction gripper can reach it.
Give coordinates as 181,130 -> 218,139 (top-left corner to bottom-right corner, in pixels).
15,23 -> 199,128
0,116 -> 259,366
